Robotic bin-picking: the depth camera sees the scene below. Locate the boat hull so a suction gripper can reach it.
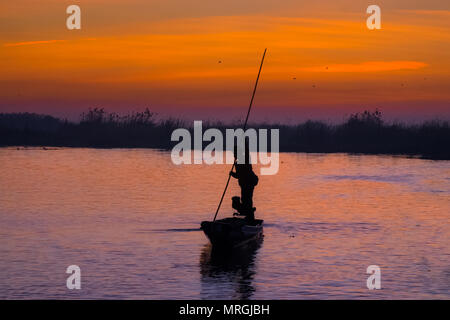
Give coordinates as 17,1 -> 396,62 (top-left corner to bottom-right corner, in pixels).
200,217 -> 263,248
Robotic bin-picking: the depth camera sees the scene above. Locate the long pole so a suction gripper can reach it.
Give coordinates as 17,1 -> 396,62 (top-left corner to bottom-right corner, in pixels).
213,48 -> 267,222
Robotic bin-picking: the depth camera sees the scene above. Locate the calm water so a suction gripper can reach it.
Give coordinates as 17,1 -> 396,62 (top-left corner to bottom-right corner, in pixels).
0,148 -> 449,299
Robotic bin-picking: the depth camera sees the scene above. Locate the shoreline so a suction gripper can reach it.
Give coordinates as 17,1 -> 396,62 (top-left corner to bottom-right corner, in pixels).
1,145 -> 448,161
1,110 -> 449,160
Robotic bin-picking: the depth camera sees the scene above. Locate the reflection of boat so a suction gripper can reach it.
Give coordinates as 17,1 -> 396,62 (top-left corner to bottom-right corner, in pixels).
200,217 -> 263,248
199,238 -> 263,299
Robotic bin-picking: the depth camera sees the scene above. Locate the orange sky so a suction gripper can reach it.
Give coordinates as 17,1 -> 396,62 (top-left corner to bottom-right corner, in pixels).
1,0 -> 449,122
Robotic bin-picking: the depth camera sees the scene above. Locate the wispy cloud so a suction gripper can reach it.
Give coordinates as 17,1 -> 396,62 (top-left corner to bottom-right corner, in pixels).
299,61 -> 428,73
399,9 -> 450,17
3,40 -> 67,47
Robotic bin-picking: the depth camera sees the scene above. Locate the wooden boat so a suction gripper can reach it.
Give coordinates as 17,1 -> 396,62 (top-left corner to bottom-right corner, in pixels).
200,217 -> 263,248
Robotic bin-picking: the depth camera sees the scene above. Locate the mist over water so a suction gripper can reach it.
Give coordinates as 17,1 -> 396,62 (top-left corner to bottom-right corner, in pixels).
0,148 -> 449,299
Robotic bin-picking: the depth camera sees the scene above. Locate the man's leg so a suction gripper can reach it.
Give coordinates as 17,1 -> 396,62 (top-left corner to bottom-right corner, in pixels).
241,187 -> 254,221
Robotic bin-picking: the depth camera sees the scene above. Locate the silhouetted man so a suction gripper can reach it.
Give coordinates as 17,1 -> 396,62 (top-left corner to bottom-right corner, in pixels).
230,140 -> 258,221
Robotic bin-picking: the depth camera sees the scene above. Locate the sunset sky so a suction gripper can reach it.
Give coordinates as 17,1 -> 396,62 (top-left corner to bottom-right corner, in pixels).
1,0 -> 449,122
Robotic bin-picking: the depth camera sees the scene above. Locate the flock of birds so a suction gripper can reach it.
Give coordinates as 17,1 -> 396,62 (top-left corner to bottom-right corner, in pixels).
215,60 -> 426,88
14,60 -> 429,100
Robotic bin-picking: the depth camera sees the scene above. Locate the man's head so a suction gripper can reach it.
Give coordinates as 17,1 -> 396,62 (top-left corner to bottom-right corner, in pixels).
234,138 -> 250,164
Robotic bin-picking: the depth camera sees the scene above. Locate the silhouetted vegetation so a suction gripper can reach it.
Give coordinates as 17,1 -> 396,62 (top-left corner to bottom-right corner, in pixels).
0,109 -> 449,159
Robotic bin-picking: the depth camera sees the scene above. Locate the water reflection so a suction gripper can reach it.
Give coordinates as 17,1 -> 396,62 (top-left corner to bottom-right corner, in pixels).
199,239 -> 263,299
1,149 -> 449,299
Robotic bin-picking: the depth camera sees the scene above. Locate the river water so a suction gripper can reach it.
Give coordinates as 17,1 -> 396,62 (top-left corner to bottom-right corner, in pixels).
0,148 -> 449,299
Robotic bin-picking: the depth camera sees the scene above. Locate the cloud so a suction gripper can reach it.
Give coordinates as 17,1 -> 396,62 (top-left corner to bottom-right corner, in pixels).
3,38 -> 97,48
400,9 -> 450,17
298,61 -> 428,73
3,40 -> 67,47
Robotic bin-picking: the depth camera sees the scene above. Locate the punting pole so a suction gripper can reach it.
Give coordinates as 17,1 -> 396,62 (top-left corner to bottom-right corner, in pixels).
212,48 -> 267,222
